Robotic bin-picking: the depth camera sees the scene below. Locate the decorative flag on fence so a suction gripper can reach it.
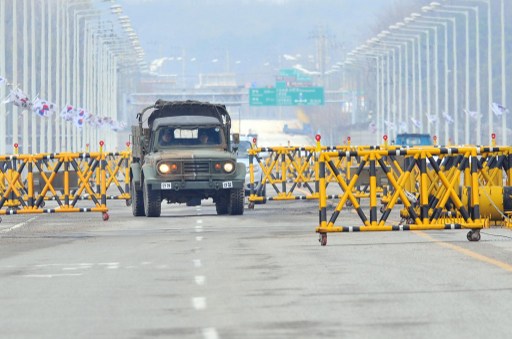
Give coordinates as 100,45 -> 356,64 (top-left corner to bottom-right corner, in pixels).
410,117 -> 421,128
3,87 -> 31,108
73,108 -> 90,128
32,98 -> 56,118
74,115 -> 85,128
426,114 -> 437,125
384,120 -> 395,130
60,105 -> 75,121
463,108 -> 481,120
491,102 -> 509,116
1,83 -> 127,132
88,115 -> 103,128
110,120 -> 126,132
442,111 -> 454,124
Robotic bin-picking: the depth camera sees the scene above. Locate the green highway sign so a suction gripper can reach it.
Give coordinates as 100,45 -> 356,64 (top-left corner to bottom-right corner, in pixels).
249,88 -> 277,106
249,87 -> 324,106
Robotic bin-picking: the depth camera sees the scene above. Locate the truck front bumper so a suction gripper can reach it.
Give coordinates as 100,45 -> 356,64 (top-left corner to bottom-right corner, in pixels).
146,179 -> 244,191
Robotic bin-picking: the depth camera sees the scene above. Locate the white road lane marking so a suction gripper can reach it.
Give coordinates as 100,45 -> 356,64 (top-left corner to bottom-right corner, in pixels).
202,328 -> 219,339
22,273 -> 83,278
0,217 -> 37,234
193,259 -> 202,268
196,219 -> 203,224
98,262 -> 120,269
192,297 -> 206,310
196,236 -> 203,241
195,275 -> 206,285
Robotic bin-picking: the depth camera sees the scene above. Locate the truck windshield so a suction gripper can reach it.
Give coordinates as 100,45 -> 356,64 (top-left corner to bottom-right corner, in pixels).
154,127 -> 223,149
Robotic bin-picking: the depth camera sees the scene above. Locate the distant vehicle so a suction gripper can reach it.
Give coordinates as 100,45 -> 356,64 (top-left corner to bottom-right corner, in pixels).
395,133 -> 432,146
283,123 -> 313,135
130,99 -> 246,217
236,139 -> 266,201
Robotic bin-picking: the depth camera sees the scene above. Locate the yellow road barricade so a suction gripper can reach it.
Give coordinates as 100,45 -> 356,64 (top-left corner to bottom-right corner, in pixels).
316,145 -> 512,246
0,149 -> 113,222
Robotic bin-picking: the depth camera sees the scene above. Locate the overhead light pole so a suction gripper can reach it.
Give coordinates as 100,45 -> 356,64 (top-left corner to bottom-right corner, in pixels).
0,0 -> 5,154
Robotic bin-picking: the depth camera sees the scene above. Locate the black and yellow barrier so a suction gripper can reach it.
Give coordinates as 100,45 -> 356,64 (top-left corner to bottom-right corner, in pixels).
316,145 -> 512,246
247,142 -> 390,207
0,145 -> 132,222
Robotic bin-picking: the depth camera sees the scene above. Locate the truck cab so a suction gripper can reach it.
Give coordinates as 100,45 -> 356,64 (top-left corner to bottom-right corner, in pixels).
395,133 -> 432,147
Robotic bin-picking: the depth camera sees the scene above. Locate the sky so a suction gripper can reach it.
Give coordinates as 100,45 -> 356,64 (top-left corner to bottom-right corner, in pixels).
118,0 -> 399,85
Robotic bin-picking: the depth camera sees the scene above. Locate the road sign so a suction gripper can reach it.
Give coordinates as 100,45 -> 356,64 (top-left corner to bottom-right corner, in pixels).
249,87 -> 324,106
249,88 -> 277,106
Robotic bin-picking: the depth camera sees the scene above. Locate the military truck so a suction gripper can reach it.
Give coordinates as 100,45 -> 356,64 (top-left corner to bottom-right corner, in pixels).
130,99 -> 245,217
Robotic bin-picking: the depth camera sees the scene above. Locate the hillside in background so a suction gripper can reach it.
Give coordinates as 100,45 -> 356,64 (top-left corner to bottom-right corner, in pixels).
119,0 -> 428,84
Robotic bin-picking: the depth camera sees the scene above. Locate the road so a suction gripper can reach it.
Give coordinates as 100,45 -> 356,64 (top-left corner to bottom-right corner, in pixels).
1,199 -> 512,338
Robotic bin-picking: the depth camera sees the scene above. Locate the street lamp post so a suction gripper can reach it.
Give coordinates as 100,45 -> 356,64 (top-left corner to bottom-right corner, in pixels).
0,0 -> 5,154
379,32 -> 418,133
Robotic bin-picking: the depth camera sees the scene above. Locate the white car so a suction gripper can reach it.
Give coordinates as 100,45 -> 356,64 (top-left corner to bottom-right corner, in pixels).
236,140 -> 266,200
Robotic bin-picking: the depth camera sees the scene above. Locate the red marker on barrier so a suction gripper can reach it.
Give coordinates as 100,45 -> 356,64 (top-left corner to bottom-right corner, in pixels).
347,136 -> 351,142
315,134 -> 321,152
126,141 -> 131,147
99,140 -> 104,147
252,137 -> 257,145
491,133 -> 496,146
433,135 -> 438,146
13,143 -> 19,155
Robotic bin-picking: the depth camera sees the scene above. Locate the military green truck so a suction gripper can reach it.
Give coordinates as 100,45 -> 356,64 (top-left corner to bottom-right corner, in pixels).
130,99 -> 245,217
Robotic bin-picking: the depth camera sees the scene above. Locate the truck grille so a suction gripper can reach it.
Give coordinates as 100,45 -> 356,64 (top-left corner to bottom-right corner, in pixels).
183,161 -> 210,174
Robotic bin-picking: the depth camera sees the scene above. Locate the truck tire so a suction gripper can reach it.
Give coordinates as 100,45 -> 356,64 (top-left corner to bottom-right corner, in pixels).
215,192 -> 229,215
143,182 -> 161,217
228,188 -> 244,215
131,181 -> 145,217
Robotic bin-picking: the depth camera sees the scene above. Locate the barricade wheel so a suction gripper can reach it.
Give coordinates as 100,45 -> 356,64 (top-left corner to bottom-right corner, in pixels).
467,230 -> 481,242
380,205 -> 386,213
102,212 -> 110,221
319,233 -> 327,246
248,202 -> 255,210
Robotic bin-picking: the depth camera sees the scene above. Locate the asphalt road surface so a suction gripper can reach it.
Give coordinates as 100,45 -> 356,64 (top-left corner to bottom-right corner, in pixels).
1,197 -> 512,339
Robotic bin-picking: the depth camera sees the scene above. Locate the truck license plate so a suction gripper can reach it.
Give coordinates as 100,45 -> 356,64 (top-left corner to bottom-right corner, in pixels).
161,182 -> 172,189
222,181 -> 233,189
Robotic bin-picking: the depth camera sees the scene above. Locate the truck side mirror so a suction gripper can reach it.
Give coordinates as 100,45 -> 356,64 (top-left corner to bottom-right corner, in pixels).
232,133 -> 240,152
232,133 -> 240,144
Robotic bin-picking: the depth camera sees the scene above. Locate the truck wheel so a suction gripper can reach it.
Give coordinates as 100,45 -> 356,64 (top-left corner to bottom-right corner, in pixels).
228,188 -> 244,215
131,181 -> 145,217
143,182 -> 161,217
215,193 -> 229,215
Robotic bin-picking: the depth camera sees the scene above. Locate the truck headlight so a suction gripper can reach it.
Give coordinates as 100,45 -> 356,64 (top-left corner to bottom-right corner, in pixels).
223,162 -> 234,173
158,162 -> 179,174
158,163 -> 171,174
